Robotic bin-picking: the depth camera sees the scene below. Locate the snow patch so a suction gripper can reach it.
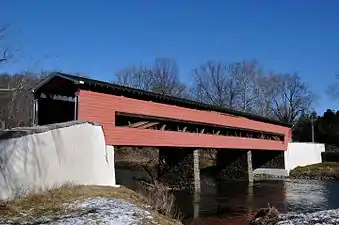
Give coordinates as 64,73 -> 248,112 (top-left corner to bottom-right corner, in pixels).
0,197 -> 157,225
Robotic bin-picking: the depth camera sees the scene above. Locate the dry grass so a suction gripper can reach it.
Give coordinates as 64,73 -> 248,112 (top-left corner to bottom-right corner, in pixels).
137,182 -> 183,220
289,162 -> 339,179
0,184 -> 182,225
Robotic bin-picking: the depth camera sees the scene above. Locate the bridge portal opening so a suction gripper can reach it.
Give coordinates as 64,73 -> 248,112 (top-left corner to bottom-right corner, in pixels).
33,76 -> 78,126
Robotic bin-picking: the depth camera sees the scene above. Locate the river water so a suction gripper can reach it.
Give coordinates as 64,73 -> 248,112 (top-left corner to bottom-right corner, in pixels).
116,168 -> 339,225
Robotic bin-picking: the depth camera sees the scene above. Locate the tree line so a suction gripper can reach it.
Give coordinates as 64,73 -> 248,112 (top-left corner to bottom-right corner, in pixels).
293,109 -> 339,150
116,58 -> 314,124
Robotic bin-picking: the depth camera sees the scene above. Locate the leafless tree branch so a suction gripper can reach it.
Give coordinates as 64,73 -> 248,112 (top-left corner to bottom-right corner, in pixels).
0,72 -> 43,128
191,60 -> 234,107
268,73 -> 313,123
191,60 -> 314,123
115,58 -> 189,98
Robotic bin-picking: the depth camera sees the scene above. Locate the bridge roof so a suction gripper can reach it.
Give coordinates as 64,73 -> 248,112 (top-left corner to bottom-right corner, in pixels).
34,72 -> 292,128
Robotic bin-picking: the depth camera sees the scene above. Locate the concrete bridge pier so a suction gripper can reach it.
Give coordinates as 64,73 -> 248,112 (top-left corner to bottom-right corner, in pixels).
158,148 -> 201,193
216,149 -> 254,182
247,150 -> 254,183
193,149 -> 201,194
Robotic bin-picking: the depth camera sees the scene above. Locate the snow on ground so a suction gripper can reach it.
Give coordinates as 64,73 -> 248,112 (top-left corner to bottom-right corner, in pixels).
278,209 -> 339,225
0,197 -> 158,225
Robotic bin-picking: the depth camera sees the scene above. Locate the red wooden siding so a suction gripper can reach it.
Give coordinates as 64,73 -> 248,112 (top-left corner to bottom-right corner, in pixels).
107,127 -> 286,150
78,90 -> 291,149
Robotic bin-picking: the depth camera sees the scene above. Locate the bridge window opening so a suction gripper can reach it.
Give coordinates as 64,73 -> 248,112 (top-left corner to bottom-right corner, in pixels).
115,112 -> 284,142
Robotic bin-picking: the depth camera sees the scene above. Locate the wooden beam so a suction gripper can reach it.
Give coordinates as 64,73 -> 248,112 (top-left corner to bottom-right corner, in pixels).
127,121 -> 149,128
273,136 -> 280,141
137,122 -> 159,129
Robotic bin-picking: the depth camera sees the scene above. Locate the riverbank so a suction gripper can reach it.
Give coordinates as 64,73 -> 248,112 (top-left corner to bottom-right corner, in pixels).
289,162 -> 339,180
0,185 -> 182,225
251,207 -> 339,225
279,209 -> 339,224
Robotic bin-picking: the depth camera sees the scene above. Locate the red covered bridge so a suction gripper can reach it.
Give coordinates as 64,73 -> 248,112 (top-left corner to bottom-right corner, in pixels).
32,72 -> 292,150
32,72 -> 293,190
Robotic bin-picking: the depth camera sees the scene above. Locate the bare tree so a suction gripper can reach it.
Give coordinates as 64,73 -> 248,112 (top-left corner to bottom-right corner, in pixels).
0,72 -> 42,128
268,73 -> 314,124
191,60 -> 262,112
191,60 -> 236,107
254,74 -> 275,117
151,58 -> 188,97
115,58 -> 188,98
231,60 -> 261,113
116,66 -> 154,91
191,60 -> 314,123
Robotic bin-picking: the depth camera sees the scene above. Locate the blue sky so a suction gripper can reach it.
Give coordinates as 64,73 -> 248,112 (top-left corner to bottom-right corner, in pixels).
1,0 -> 339,114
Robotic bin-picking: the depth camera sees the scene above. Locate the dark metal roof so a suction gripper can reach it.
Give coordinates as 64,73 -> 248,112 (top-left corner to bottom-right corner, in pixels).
34,72 -> 293,128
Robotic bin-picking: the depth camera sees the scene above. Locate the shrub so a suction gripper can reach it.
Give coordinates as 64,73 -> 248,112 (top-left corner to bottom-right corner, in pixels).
137,182 -> 182,220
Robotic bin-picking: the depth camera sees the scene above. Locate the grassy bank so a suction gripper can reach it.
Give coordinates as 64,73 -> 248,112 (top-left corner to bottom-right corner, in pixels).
289,162 -> 339,180
0,185 -> 182,225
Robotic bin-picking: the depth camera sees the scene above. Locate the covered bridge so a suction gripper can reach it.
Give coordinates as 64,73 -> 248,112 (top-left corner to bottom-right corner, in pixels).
32,72 -> 292,151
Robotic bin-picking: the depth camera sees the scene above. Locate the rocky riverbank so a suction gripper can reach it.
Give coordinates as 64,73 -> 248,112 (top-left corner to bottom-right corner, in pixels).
278,209 -> 339,225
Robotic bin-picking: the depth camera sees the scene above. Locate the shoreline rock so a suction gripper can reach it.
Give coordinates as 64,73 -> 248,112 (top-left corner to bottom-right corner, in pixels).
278,209 -> 339,225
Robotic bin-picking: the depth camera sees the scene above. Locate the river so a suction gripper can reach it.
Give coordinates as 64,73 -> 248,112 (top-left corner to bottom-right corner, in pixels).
115,168 -> 339,225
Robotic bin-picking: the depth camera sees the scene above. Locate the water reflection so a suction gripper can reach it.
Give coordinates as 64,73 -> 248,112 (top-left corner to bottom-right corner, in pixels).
284,179 -> 329,212
179,179 -> 287,224
193,193 -> 200,219
116,169 -> 339,225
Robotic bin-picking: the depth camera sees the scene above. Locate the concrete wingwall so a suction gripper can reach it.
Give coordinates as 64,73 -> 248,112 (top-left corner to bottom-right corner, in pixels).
285,142 -> 325,175
0,121 -> 117,200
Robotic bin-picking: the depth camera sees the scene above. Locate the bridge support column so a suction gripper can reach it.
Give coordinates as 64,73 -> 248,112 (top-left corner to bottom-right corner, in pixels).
193,149 -> 201,194
247,150 -> 254,183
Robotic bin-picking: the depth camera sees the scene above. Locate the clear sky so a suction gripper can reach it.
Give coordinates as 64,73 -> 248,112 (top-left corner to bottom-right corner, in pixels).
2,0 -> 339,114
